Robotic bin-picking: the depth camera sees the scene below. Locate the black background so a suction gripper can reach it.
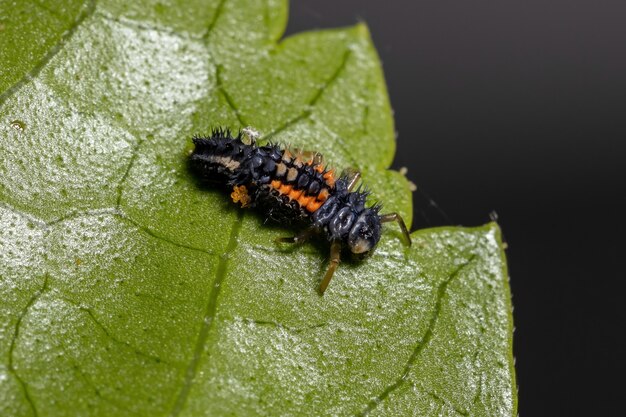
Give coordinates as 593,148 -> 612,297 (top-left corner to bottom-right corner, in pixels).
287,1 -> 625,415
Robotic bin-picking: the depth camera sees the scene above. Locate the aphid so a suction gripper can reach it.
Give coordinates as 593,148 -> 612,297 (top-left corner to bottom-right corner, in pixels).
189,127 -> 411,294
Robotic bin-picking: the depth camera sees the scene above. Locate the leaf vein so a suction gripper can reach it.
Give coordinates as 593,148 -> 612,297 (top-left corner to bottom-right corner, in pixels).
261,49 -> 353,140
70,360 -> 141,415
415,380 -> 469,417
121,213 -> 217,255
168,210 -> 244,416
216,65 -> 247,126
45,207 -> 120,227
0,201 -> 47,229
96,10 -> 202,40
32,207 -> 217,255
116,137 -> 145,208
0,0 -> 97,107
59,296 -> 168,364
8,275 -> 48,417
202,0 -> 228,41
358,253 -> 478,416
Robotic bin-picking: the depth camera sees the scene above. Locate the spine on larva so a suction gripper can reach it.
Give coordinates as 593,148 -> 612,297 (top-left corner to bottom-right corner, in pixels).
189,131 -> 251,186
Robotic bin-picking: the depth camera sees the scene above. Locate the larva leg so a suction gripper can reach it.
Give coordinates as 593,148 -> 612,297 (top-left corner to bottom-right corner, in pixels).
319,240 -> 342,295
380,212 -> 412,247
275,227 -> 318,244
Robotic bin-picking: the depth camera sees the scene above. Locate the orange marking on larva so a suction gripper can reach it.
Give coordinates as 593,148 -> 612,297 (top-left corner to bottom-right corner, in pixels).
315,164 -> 325,173
317,188 -> 330,202
271,180 -> 282,189
279,184 -> 292,194
323,169 -> 336,187
306,200 -> 323,212
298,195 -> 315,207
288,189 -> 304,201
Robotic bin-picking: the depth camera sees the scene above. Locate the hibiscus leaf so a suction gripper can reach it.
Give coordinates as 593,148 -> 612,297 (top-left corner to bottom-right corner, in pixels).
0,0 -> 516,415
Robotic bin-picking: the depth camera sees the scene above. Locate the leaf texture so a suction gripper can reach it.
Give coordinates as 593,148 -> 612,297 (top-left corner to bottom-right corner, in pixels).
0,1 -> 516,415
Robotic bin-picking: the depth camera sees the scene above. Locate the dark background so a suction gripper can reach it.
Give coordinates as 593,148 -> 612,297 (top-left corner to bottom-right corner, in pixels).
287,1 -> 625,415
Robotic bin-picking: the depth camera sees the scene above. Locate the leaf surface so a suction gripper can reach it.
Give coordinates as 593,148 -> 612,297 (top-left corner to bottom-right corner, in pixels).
0,0 -> 516,415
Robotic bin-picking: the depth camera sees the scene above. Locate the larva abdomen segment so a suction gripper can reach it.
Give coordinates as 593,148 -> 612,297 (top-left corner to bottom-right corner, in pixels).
265,149 -> 335,214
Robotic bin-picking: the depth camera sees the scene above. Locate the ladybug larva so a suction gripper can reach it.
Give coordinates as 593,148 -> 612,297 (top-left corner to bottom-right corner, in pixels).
189,127 -> 411,294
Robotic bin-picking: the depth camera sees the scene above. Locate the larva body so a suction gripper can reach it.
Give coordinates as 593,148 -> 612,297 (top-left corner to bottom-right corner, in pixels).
189,128 -> 410,293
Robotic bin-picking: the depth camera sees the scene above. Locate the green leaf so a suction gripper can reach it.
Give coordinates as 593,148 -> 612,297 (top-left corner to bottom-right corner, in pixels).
0,0 -> 517,416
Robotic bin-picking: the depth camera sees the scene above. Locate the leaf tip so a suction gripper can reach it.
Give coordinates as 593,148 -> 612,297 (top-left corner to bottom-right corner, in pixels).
352,21 -> 372,40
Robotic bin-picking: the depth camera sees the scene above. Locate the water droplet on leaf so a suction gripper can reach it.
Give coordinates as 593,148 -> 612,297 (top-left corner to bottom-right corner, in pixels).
10,120 -> 26,131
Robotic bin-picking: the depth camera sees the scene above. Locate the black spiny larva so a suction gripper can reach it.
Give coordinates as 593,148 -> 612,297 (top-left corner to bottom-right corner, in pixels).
189,127 -> 411,294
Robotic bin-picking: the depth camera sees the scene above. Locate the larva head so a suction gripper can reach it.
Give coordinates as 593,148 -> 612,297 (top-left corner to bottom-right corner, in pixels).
347,208 -> 382,255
